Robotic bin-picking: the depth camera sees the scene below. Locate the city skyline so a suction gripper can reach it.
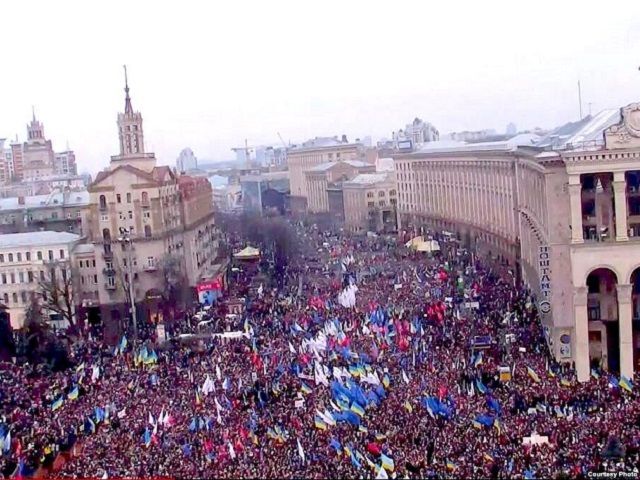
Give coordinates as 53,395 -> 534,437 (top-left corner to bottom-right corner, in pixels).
1,0 -> 639,175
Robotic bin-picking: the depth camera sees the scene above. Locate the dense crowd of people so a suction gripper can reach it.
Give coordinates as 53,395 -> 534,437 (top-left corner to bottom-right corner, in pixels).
1,223 -> 639,479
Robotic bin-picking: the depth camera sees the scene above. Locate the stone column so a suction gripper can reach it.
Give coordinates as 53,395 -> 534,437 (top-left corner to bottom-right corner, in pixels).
569,176 -> 583,244
574,286 -> 590,382
613,172 -> 629,241
617,283 -> 634,379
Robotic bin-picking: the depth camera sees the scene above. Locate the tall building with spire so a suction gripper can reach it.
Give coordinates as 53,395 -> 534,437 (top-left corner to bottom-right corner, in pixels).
3,109 -> 78,183
21,109 -> 55,181
86,68 -> 220,340
110,66 -> 156,172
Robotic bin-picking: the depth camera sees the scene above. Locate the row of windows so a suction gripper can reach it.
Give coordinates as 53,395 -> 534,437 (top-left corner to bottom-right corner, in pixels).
78,259 -> 97,269
99,192 -> 150,210
0,249 -> 65,263
2,291 -> 29,305
80,275 -> 99,285
0,267 -> 66,284
1,210 -> 82,224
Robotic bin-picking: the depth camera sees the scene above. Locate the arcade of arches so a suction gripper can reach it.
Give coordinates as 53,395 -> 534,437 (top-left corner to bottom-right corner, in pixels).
575,266 -> 640,381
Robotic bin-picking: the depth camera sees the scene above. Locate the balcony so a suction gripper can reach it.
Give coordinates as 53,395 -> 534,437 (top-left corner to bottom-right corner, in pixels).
102,251 -> 113,260
105,282 -> 116,290
143,263 -> 158,272
102,267 -> 116,276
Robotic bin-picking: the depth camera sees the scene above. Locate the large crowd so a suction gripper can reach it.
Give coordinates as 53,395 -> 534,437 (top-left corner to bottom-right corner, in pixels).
1,223 -> 639,479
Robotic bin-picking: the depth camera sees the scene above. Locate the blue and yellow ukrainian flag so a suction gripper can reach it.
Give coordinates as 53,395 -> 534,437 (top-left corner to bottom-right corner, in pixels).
382,374 -> 390,388
483,453 -> 494,463
620,376 -> 634,393
51,397 -> 64,411
301,383 -> 312,395
350,402 -> 365,417
591,369 -> 600,380
560,378 -> 572,387
472,420 -> 482,429
358,425 -> 368,434
380,453 -> 395,472
314,416 -> 327,431
404,401 -> 413,413
446,461 -> 457,471
67,386 -> 79,400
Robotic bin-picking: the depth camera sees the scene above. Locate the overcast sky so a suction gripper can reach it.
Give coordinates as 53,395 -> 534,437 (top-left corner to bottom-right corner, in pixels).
1,0 -> 640,175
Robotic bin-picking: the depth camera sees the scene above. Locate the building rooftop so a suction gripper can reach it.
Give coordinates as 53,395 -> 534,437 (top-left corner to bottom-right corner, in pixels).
0,190 -> 90,211
536,109 -> 620,150
344,173 -> 391,186
306,160 -> 371,173
0,231 -> 81,249
73,243 -> 95,255
289,136 -> 360,152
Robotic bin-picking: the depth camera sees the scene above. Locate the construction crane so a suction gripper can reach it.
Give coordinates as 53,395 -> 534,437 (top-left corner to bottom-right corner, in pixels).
231,139 -> 254,169
277,132 -> 288,149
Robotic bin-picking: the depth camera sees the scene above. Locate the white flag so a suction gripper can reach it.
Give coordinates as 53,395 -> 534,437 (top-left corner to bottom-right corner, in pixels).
228,441 -> 236,459
402,369 -> 410,385
297,438 -> 306,462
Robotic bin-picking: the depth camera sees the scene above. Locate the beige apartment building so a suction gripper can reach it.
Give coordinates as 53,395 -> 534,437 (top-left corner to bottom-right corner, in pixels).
86,75 -> 217,336
394,103 -> 640,381
342,172 -> 398,233
304,160 -> 375,213
287,137 -> 366,212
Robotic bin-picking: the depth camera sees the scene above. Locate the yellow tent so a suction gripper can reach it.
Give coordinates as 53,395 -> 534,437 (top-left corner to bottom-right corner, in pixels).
233,246 -> 261,260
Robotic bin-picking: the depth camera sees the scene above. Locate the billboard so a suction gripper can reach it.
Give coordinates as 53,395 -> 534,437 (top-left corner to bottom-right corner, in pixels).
197,278 -> 223,305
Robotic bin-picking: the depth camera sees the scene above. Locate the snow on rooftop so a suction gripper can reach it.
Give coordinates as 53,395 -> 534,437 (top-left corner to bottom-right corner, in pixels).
344,173 -> 391,186
0,191 -> 89,210
0,231 -> 81,249
565,109 -> 620,146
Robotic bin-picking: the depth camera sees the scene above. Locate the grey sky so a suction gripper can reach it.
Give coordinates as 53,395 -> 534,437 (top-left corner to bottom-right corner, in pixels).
1,0 -> 640,175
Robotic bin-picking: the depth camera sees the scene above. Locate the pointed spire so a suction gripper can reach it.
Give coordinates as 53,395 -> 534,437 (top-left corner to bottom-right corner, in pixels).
123,65 -> 133,115
32,106 -> 36,122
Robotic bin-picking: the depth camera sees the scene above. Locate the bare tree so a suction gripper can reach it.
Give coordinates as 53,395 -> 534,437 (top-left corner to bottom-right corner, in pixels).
38,261 -> 80,335
160,254 -> 191,309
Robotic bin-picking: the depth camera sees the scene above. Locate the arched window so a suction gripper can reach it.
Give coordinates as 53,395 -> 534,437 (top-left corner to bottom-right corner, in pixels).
144,225 -> 152,238
99,195 -> 107,210
141,191 -> 149,206
102,228 -> 111,242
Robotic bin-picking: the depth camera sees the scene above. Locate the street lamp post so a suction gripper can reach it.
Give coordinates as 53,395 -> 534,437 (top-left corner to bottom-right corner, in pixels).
118,227 -> 137,341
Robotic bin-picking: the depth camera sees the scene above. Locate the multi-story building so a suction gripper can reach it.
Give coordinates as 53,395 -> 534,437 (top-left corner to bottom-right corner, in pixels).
0,190 -> 89,235
342,172 -> 398,233
393,102 -> 640,381
10,140 -> 24,182
287,136 -> 365,212
20,114 -> 55,181
86,73 -> 217,335
176,147 -> 198,173
240,171 -> 290,214
54,150 -> 78,176
304,160 -> 375,214
0,175 -> 86,199
397,118 -> 440,145
2,114 -> 78,184
0,231 -> 82,329
255,145 -> 287,167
